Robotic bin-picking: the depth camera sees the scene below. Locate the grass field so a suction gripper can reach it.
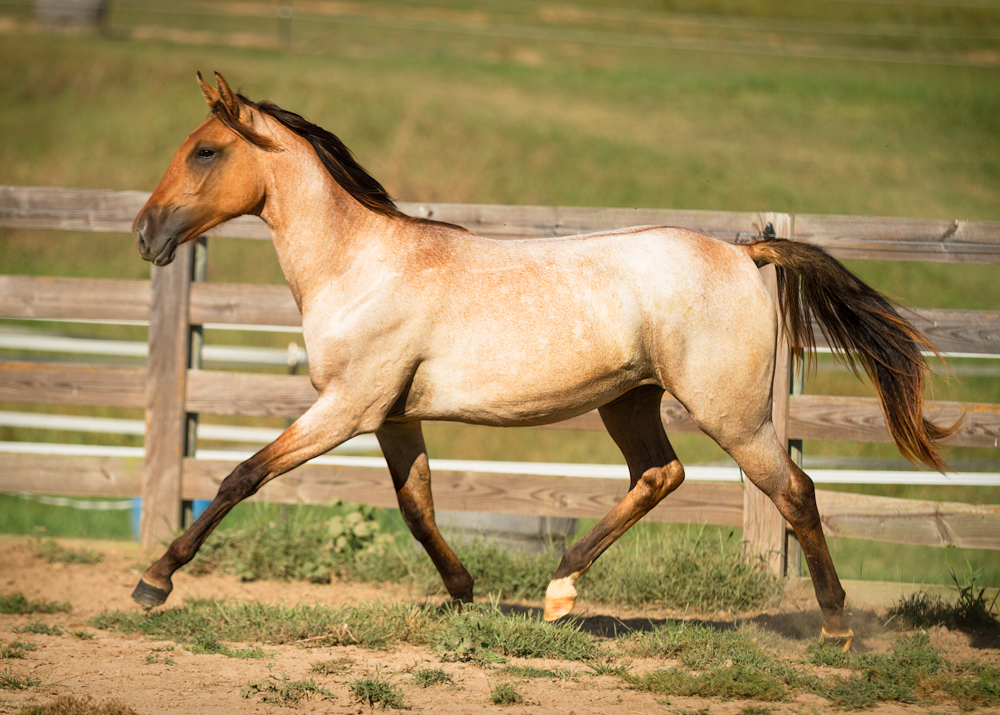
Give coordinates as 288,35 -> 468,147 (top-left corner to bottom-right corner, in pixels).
0,0 -> 998,587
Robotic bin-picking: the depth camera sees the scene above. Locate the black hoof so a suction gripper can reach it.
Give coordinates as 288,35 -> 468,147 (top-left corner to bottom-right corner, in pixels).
132,579 -> 170,608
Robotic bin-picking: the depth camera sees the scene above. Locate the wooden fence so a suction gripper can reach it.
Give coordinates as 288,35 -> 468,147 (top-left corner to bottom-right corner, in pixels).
1,185 -> 999,575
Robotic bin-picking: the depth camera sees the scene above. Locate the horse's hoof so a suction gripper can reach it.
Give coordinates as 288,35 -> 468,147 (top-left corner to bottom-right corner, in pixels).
544,596 -> 576,622
132,579 -> 170,608
821,626 -> 854,652
544,576 -> 578,622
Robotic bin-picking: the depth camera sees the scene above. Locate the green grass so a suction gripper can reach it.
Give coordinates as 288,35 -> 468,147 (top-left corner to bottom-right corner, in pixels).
0,667 -> 41,691
0,593 -> 70,616
241,673 -> 335,707
13,696 -> 142,715
348,671 -> 404,710
489,681 -> 525,706
0,641 -> 36,660
11,621 -> 64,637
412,667 -> 454,688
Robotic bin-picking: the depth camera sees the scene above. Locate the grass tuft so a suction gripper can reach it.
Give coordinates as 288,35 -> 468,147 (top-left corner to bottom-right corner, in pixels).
434,601 -> 601,664
412,667 -> 453,688
348,670 -> 404,710
498,664 -> 573,680
489,682 -> 525,706
0,641 -> 36,660
889,564 -> 999,634
1,667 -> 41,691
14,695 -> 141,715
241,673 -> 335,706
0,593 -> 70,615
32,539 -> 102,566
11,621 -> 64,637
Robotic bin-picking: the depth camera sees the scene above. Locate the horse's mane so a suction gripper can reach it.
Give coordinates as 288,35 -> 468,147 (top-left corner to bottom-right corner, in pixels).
210,94 -> 465,231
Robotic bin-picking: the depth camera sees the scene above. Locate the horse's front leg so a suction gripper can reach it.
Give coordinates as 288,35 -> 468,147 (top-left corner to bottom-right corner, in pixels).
376,420 -> 474,603
545,386 -> 684,621
132,396 -> 351,608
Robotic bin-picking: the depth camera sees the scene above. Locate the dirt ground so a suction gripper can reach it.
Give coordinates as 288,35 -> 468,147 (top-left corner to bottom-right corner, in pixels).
1,537 -> 997,715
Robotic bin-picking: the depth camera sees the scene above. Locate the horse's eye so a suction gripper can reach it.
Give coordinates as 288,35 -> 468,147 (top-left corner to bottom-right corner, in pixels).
196,148 -> 216,160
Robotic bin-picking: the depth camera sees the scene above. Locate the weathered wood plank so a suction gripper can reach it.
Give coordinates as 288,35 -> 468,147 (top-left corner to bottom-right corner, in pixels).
815,489 -> 1000,550
0,361 -> 147,408
4,186 -> 999,263
0,452 -> 142,497
189,282 -> 300,327
789,395 -> 1000,449
181,457 -> 745,526
0,275 -> 151,322
140,244 -> 194,549
185,370 -> 318,417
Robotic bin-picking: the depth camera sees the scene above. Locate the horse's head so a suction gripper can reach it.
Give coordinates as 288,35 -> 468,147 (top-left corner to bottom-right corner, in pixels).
133,72 -> 271,266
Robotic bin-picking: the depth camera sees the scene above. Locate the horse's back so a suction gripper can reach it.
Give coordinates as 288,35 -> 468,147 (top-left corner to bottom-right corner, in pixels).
396,225 -> 775,427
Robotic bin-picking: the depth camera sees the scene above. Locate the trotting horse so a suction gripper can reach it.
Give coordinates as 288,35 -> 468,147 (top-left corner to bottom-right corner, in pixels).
132,72 -> 955,647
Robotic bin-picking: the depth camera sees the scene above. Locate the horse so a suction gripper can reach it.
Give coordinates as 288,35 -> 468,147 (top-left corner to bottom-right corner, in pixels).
131,72 -> 955,648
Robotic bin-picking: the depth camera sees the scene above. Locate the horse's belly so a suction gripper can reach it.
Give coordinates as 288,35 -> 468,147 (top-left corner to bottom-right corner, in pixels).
403,349 -> 648,427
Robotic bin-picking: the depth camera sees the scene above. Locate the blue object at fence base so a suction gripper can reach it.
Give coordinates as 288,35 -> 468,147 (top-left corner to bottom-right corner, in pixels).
130,499 -> 211,541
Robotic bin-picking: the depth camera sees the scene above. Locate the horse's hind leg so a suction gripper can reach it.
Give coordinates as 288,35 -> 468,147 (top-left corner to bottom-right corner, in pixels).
545,385 -> 684,621
132,397 -> 349,608
722,425 -> 852,646
376,420 -> 474,603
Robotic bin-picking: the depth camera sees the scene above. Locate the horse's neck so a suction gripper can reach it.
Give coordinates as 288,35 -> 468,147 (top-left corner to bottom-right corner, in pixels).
259,168 -> 393,308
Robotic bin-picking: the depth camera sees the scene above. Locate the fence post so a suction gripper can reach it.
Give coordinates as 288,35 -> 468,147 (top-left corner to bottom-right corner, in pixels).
140,241 -> 194,552
743,213 -> 794,575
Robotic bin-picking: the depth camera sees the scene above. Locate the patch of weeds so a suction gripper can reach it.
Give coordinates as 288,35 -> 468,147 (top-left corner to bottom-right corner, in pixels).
310,657 -> 354,675
741,707 -> 772,715
489,682 -> 524,706
810,633 -> 1000,710
190,502 -> 394,584
0,593 -> 70,615
623,622 -> 806,702
241,673 -> 335,707
585,660 -> 633,678
1,641 -> 36,660
32,539 -> 102,566
435,601 -> 600,664
413,667 -> 453,688
90,598 -> 438,650
348,670 -> 404,710
14,695 -> 141,714
582,525 -> 781,613
70,631 -> 93,641
1,667 -> 41,691
12,621 -> 63,637
889,564 -> 999,634
628,665 -> 791,702
186,632 -> 272,659
499,664 -> 573,680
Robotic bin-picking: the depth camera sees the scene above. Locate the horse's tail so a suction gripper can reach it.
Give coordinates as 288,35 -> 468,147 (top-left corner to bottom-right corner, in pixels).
741,237 -> 958,472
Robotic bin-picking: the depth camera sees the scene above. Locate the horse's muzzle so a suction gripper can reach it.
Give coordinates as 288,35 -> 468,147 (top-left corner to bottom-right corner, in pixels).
133,204 -> 187,266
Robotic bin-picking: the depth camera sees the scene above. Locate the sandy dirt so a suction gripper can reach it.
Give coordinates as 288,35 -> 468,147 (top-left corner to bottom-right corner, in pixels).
1,537 -> 997,715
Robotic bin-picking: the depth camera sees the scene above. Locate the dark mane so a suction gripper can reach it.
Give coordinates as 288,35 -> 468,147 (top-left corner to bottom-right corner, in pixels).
210,94 -> 465,231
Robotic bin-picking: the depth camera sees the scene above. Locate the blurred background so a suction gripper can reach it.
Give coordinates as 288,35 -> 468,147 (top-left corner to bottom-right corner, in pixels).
1,0 -> 998,589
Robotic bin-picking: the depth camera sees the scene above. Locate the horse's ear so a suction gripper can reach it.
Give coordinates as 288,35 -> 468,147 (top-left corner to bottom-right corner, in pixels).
214,72 -> 241,118
197,71 -> 219,108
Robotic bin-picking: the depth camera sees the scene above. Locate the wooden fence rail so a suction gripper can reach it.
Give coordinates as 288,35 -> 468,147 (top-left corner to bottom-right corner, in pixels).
1,185 -> 999,572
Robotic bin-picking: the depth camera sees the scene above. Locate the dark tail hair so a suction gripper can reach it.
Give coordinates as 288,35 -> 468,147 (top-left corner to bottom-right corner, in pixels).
743,238 -> 958,472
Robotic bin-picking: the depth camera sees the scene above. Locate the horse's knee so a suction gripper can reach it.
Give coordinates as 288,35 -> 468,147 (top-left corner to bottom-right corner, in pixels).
638,460 -> 684,501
